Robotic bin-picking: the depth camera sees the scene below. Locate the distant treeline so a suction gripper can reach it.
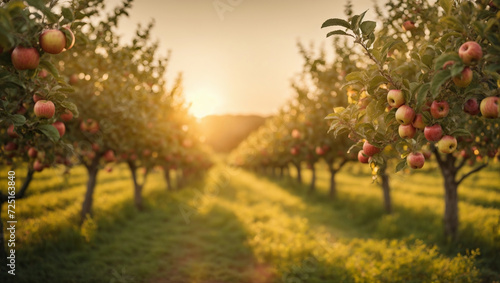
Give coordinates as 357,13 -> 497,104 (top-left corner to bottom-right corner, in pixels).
200,115 -> 267,152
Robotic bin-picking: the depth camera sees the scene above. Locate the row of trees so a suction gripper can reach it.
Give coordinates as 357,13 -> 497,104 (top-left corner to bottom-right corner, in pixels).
0,0 -> 212,271
230,0 -> 499,241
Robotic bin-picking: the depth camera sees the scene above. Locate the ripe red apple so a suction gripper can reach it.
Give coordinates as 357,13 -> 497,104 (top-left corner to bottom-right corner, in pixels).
395,105 -> 415,125
104,150 -> 115,163
453,67 -> 473,88
407,152 -> 425,169
33,160 -> 44,172
143,149 -> 152,156
52,121 -> 65,138
130,153 -> 138,161
87,119 -> 99,133
17,105 -> 27,114
458,41 -> 482,65
292,129 -> 301,139
438,135 -> 458,154
5,142 -> 17,151
424,124 -> 443,142
34,100 -> 55,118
38,69 -> 48,78
39,29 -> 66,54
398,124 -> 416,139
11,46 -> 40,70
105,166 -> 113,173
430,101 -> 450,119
358,150 -> 369,163
60,109 -> 73,121
412,114 -> 426,129
33,93 -> 44,102
7,125 -> 19,138
363,141 -> 381,156
387,89 -> 405,108
402,20 -> 416,31
62,26 -> 75,50
442,60 -> 455,69
290,147 -> 299,155
460,149 -> 471,159
480,96 -> 499,118
464,98 -> 480,115
423,151 -> 432,160
69,74 -> 79,85
92,143 -> 100,151
28,147 -> 38,158
315,146 -> 325,155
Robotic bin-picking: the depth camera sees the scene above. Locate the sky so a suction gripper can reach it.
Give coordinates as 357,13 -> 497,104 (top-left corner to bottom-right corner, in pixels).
104,0 -> 379,118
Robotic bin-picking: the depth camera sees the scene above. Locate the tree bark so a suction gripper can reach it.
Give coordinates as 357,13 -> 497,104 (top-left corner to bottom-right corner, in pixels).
380,166 -> 392,214
164,168 -> 172,191
309,163 -> 316,193
279,166 -> 284,179
128,161 -> 149,211
328,165 -> 337,199
80,157 -> 100,225
294,162 -> 302,184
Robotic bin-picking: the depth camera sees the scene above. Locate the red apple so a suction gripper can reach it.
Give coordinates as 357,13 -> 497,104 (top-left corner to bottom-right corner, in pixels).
424,124 -> 443,142
7,125 -> 19,138
28,147 -> 38,158
69,74 -> 79,85
358,150 -> 369,163
60,109 -> 73,121
5,142 -> 17,151
442,60 -> 455,69
52,121 -> 65,138
103,150 -> 115,163
34,100 -> 55,119
62,26 -> 75,50
363,141 -> 381,156
39,29 -> 66,54
290,147 -> 300,155
17,105 -> 27,114
387,89 -> 405,108
480,96 -> 499,118
292,129 -> 301,139
143,149 -> 152,157
464,98 -> 480,115
423,151 -> 432,160
430,101 -> 450,119
105,166 -> 113,173
33,93 -> 44,102
458,41 -> 482,65
398,124 -> 416,139
38,69 -> 48,78
453,67 -> 473,88
402,20 -> 416,31
407,152 -> 425,169
395,105 -> 416,125
438,135 -> 458,154
92,143 -> 100,151
11,46 -> 40,70
33,160 -> 44,172
315,146 -> 325,155
412,113 -> 426,129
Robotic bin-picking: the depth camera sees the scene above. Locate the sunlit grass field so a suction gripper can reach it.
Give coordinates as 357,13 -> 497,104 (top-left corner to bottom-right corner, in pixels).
1,160 -> 499,283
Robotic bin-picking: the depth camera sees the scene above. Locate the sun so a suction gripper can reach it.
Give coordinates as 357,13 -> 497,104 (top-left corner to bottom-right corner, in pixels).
185,87 -> 222,119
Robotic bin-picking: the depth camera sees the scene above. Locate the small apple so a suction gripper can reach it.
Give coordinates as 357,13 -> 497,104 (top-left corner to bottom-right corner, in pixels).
39,29 -> 66,54
430,101 -> 450,119
424,124 -> 443,142
398,124 -> 416,139
412,114 -> 426,129
33,160 -> 44,172
103,150 -> 115,163
69,74 -> 79,85
143,149 -> 152,156
363,141 -> 381,156
438,135 -> 458,154
395,105 -> 416,125
453,67 -> 473,88
464,98 -> 480,115
52,121 -> 65,138
33,93 -> 44,102
105,166 -> 113,173
38,69 -> 48,78
11,46 -> 40,70
28,147 -> 38,158
442,60 -> 455,69
460,149 -> 471,159
290,147 -> 299,155
292,129 -> 301,139
7,125 -> 19,138
423,151 -> 432,160
458,41 -> 482,65
60,109 -> 74,121
17,105 -> 27,114
87,119 -> 99,133
358,150 -> 369,163
407,152 -> 425,169
402,20 -> 416,31
62,26 -> 75,50
34,100 -> 55,119
315,146 -> 325,155
387,89 -> 405,108
5,142 -> 17,151
92,143 -> 100,151
480,96 -> 499,118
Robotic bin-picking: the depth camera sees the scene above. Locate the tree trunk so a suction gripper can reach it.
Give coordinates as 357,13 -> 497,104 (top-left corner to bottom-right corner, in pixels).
309,163 -> 316,193
294,162 -> 302,184
128,161 -> 149,211
279,166 -> 284,179
176,170 -> 183,189
380,168 -> 392,214
328,165 -> 337,199
80,157 -> 100,225
164,168 -> 172,191
443,171 -> 458,239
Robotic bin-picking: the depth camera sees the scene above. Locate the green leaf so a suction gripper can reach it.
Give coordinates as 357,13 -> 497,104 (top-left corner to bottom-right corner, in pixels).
39,59 -> 61,80
395,158 -> 407,173
8,114 -> 26,126
37,124 -> 60,141
326,30 -> 351,38
61,7 -> 74,21
25,0 -> 59,23
345,71 -> 365,82
434,52 -> 461,70
430,70 -> 451,98
60,101 -> 79,117
416,83 -> 430,110
321,18 -> 350,29
439,0 -> 453,14
450,129 -> 471,137
360,21 -> 376,35
438,16 -> 464,32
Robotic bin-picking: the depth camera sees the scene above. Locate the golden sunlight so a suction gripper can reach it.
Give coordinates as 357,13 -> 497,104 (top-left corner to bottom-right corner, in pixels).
186,87 -> 223,119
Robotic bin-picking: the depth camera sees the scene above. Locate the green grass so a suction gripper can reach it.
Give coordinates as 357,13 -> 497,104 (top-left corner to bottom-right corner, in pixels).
0,160 -> 499,282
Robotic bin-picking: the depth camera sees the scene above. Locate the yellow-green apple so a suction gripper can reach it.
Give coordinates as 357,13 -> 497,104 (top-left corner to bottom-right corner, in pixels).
412,113 -> 426,129
480,96 -> 499,118
464,98 -> 480,115
430,101 -> 449,119
387,89 -> 405,108
363,141 -> 381,156
438,135 -> 458,153
399,124 -> 416,139
395,105 -> 415,125
453,67 -> 473,88
407,152 -> 425,169
424,124 -> 443,142
52,121 -> 65,138
11,46 -> 39,70
402,20 -> 415,31
458,41 -> 482,65
39,29 -> 66,54
358,150 -> 369,163
7,125 -> 19,138
34,100 -> 55,118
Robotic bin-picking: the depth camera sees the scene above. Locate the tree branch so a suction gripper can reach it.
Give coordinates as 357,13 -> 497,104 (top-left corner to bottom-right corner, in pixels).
455,157 -> 467,172
431,144 -> 444,166
456,163 -> 488,185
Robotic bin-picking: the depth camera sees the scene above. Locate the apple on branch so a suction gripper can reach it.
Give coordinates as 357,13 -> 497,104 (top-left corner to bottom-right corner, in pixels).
407,152 -> 425,169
